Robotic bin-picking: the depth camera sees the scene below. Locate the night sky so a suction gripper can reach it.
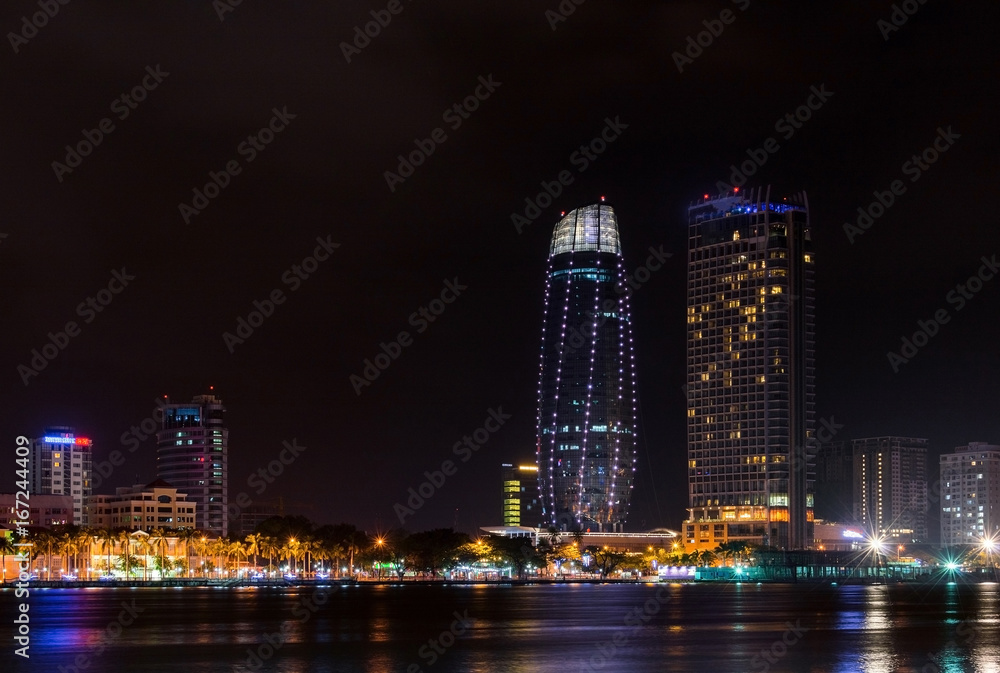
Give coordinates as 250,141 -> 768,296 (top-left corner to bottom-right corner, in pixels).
2,1 -> 998,541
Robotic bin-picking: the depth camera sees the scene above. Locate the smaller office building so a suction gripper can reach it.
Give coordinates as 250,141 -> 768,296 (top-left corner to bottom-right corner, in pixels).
89,480 -> 196,531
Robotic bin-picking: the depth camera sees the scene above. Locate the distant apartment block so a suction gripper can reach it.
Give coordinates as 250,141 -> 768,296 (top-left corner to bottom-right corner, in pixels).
941,442 -> 1000,546
853,437 -> 928,542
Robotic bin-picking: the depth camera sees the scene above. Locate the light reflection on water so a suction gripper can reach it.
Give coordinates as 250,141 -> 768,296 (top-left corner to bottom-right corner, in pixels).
4,582 -> 1000,672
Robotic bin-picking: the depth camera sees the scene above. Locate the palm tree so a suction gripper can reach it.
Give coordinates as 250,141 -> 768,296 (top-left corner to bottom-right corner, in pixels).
0,535 -> 15,583
228,540 -> 248,576
280,538 -> 302,575
245,533 -> 263,571
59,532 -> 79,578
96,528 -> 116,576
261,536 -> 279,576
176,528 -> 199,576
34,530 -> 56,580
149,529 -> 169,578
193,536 -> 210,577
134,534 -> 152,581
345,531 -> 367,578
301,536 -> 323,577
116,530 -> 134,578
76,529 -> 97,579
204,539 -> 222,577
714,542 -> 733,567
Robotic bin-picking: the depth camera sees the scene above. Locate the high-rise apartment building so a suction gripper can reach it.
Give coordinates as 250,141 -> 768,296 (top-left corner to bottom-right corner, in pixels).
535,202 -> 638,532
941,442 -> 1000,547
853,436 -> 928,543
30,427 -> 93,526
502,463 -> 540,527
683,188 -> 815,550
156,394 -> 228,536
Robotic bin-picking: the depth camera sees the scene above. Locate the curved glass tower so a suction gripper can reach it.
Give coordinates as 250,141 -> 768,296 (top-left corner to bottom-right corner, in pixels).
535,203 -> 638,532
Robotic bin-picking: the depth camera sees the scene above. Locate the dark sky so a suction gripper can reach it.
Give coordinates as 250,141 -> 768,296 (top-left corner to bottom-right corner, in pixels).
2,1 -> 998,541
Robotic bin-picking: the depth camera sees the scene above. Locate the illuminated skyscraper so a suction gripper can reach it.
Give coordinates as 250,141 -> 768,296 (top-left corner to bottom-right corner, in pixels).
30,427 -> 93,526
156,393 -> 229,536
534,202 -> 638,532
683,187 -> 815,550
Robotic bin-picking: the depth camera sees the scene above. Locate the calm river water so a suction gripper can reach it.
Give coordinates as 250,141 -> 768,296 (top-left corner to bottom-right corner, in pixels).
3,581 -> 999,672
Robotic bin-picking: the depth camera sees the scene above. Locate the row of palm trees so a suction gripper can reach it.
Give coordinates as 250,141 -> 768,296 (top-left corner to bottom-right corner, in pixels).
8,525 -> 372,581
5,521 -> 762,582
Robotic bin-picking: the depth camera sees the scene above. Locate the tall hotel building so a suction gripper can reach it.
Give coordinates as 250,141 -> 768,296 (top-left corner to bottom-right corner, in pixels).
29,428 -> 93,526
535,202 -> 638,532
853,436 -> 928,543
684,188 -> 815,550
940,442 -> 1000,546
156,394 -> 229,536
